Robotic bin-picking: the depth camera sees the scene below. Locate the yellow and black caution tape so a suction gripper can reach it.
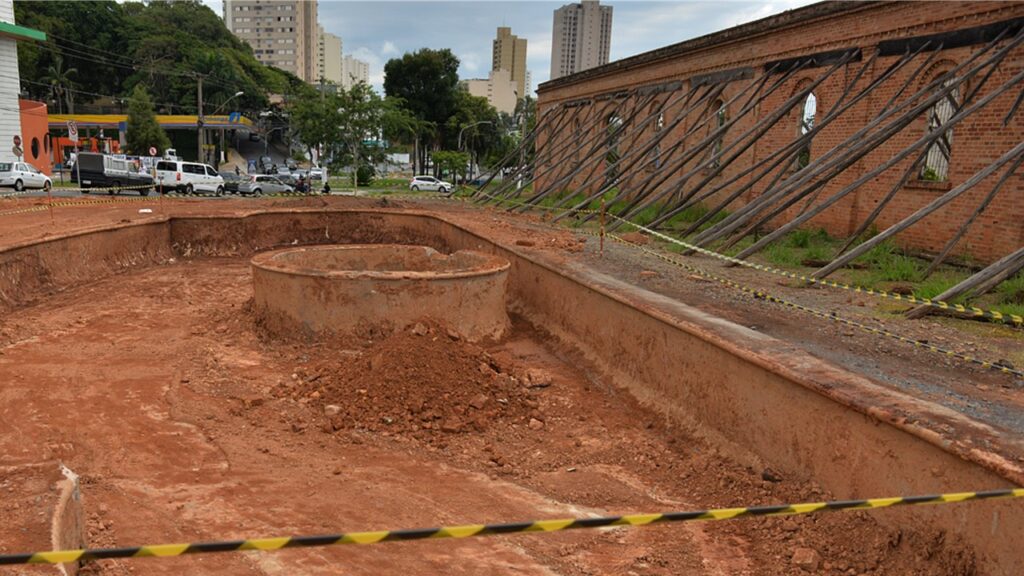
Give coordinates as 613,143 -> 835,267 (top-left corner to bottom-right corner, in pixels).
0,196 -> 159,217
602,231 -> 1024,378
2,488 -> 1020,565
607,215 -> 1024,328
472,194 -> 1022,328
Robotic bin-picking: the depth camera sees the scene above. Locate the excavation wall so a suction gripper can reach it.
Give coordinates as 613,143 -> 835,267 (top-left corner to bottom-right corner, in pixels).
0,208 -> 1020,572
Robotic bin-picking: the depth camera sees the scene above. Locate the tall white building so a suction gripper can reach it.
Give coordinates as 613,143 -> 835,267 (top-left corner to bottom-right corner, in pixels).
341,55 -> 369,88
224,0 -> 319,83
550,0 -> 612,81
317,25 -> 342,84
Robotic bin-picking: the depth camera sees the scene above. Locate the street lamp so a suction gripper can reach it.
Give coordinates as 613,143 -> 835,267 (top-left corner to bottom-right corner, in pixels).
211,91 -> 245,116
458,121 -> 493,186
458,120 -> 492,151
207,92 -> 243,166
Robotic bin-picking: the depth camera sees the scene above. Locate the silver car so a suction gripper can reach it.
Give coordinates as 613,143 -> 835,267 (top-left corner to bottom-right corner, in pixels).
0,162 -> 52,191
237,174 -> 294,195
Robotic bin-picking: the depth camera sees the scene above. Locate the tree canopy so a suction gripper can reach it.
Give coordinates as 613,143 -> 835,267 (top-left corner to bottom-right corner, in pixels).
125,84 -> 171,155
15,0 -> 304,117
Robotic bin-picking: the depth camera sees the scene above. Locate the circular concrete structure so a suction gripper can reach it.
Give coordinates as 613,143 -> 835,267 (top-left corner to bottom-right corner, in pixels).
251,244 -> 510,341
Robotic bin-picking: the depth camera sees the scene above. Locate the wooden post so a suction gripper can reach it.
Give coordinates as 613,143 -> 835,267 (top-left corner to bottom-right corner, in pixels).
600,197 -> 606,258
46,183 -> 54,223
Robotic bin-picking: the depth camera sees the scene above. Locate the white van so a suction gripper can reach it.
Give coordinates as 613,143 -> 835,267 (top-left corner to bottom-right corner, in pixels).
155,160 -> 225,195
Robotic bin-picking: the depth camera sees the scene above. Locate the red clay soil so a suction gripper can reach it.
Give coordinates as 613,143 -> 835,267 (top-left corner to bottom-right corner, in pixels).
282,321 -> 536,439
0,257 -> 977,575
0,195 -> 1016,575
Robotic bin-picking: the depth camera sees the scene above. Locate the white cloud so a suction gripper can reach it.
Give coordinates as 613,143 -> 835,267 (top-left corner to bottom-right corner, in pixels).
381,41 -> 400,56
459,51 -> 483,74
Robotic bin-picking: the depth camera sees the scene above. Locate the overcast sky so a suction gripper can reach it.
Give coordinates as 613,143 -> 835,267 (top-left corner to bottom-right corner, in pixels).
204,0 -> 815,95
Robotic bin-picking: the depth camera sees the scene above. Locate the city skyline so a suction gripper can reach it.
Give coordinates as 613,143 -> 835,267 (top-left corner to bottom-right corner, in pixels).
205,0 -> 815,95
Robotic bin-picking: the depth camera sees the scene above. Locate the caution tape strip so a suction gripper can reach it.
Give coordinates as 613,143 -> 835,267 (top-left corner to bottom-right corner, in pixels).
473,193 -> 1022,328
600,231 -> 1024,378
2,488 -> 1020,565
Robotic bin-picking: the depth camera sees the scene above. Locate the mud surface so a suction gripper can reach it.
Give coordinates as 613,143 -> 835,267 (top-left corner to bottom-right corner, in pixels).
0,256 -> 976,575
0,195 -> 1020,574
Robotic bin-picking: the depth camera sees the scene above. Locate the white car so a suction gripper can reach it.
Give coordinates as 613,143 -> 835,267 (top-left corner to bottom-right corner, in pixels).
0,162 -> 52,192
409,175 -> 452,193
154,160 -> 225,195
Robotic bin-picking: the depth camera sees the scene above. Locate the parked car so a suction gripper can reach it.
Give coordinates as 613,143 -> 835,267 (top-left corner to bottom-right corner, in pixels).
276,173 -> 299,187
308,166 -> 325,181
154,160 -> 225,195
409,175 -> 452,193
259,156 -> 274,171
218,171 -> 244,194
0,162 -> 51,191
237,174 -> 293,196
286,159 -> 297,170
249,133 -> 261,142
71,152 -> 153,195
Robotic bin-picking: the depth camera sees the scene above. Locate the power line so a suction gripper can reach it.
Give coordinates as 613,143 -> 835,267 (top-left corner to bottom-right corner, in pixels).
16,76 -> 197,114
44,40 -> 242,92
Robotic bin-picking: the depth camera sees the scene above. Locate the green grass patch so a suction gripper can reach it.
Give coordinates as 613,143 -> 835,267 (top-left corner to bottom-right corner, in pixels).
765,243 -> 801,268
996,273 -> 1024,305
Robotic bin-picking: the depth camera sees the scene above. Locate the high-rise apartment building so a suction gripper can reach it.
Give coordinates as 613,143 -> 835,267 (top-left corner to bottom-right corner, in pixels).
492,27 -> 527,101
224,0 -> 318,83
550,0 -> 612,81
341,55 -> 369,89
317,25 -> 343,84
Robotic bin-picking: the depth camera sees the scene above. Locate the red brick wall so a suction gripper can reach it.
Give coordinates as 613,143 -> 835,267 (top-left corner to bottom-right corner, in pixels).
535,1 -> 1024,262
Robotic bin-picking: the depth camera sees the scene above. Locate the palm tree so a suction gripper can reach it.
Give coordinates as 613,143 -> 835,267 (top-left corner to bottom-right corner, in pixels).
43,56 -> 77,114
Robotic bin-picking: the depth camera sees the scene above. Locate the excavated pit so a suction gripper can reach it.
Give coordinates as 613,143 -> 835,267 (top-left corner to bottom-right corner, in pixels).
0,207 -> 1022,574
251,244 -> 511,341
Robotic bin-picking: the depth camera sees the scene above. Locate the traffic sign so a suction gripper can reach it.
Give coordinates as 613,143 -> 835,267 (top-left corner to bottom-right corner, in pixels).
12,145 -> 22,159
12,135 -> 21,147
149,146 -> 157,156
228,112 -> 241,123
67,120 -> 79,143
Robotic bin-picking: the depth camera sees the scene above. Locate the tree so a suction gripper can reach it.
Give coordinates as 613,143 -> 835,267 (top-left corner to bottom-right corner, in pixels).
43,55 -> 76,114
126,84 -> 171,155
432,150 -> 469,184
337,82 -> 387,186
289,87 -> 342,168
383,48 -> 460,170
15,0 -> 297,117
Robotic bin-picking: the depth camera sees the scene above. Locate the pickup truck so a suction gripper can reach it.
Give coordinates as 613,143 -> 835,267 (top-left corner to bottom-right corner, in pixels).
71,153 -> 154,195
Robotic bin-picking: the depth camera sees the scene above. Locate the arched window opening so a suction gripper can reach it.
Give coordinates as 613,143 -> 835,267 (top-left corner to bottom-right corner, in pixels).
572,117 -> 582,162
606,113 -> 623,184
796,92 -> 817,170
710,100 -> 727,168
920,78 -> 959,182
648,103 -> 664,171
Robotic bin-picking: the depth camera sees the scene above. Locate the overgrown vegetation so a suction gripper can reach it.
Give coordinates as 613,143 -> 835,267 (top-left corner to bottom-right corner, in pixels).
15,0 -> 303,117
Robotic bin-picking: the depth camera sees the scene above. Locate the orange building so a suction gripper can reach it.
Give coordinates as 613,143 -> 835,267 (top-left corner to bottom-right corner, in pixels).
18,99 -> 51,176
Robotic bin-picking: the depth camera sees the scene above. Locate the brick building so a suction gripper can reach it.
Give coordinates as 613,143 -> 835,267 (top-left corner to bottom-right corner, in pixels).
535,1 -> 1024,263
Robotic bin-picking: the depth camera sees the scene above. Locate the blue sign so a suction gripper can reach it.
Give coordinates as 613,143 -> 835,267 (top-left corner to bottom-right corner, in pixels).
228,112 -> 241,123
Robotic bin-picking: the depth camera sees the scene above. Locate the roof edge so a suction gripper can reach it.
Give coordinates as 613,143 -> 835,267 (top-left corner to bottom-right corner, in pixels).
539,1 -> 880,93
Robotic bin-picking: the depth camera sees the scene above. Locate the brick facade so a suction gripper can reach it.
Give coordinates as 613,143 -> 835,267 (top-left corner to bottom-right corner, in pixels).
535,1 -> 1024,263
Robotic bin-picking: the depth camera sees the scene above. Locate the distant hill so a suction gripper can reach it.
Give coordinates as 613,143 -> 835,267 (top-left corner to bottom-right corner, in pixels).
15,0 -> 306,116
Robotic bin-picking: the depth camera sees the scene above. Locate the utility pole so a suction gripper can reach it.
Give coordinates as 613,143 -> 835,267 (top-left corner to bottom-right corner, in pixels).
196,74 -> 205,164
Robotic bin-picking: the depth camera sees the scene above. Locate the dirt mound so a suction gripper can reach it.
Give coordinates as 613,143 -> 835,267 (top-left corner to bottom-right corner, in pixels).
289,321 -> 541,440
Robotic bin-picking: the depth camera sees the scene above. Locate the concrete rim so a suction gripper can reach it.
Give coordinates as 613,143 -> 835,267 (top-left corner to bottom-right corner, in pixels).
250,243 -> 511,281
